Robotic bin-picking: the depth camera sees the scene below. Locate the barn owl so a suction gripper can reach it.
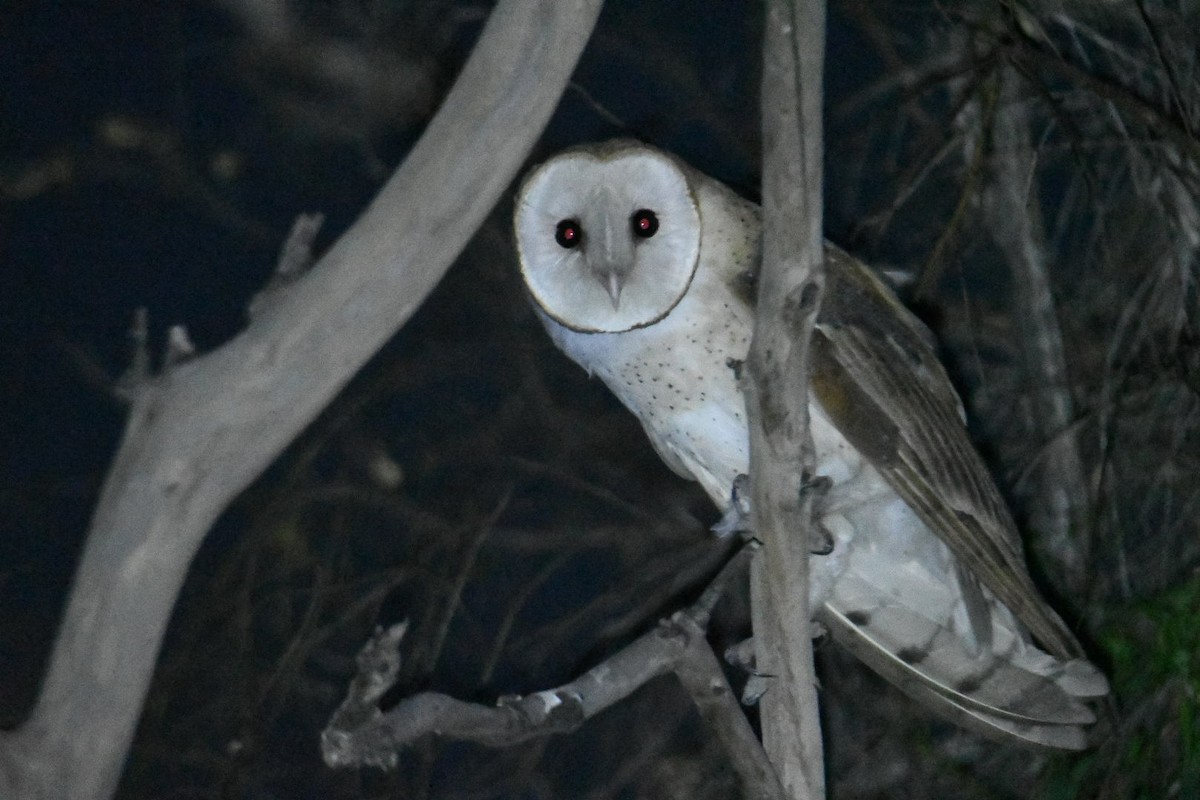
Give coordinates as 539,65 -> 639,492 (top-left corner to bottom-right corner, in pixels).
513,140 -> 1107,749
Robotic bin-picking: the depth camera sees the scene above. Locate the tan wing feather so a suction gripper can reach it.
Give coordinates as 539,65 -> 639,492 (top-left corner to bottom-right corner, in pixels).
811,247 -> 1084,661
821,608 -> 1092,750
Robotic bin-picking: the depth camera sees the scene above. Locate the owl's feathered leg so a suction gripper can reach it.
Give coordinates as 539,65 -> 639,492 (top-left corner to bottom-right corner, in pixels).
711,474 -> 753,537
711,473 -> 837,557
801,474 -> 836,555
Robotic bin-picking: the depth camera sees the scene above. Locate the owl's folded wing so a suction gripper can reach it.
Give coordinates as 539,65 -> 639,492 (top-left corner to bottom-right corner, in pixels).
810,247 -> 1083,661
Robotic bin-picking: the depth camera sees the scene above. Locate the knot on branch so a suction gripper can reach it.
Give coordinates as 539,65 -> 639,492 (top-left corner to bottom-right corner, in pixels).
494,690 -> 586,742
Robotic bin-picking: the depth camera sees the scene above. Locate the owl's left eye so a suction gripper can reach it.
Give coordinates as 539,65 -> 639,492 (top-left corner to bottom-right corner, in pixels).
631,209 -> 659,239
555,219 -> 582,249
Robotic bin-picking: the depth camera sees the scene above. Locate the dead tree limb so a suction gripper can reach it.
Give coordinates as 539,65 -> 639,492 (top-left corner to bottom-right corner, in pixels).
983,68 -> 1089,595
0,2 -> 603,799
745,1 -> 828,798
322,543 -> 788,800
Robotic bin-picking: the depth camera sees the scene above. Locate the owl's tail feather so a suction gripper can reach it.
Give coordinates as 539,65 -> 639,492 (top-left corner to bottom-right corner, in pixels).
818,580 -> 1106,750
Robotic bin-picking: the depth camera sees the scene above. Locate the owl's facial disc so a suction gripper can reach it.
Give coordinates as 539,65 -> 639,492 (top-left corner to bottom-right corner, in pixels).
515,145 -> 701,333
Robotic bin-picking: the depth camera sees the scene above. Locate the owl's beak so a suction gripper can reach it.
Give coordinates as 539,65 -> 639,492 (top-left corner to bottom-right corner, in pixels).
589,198 -> 633,310
601,271 -> 624,310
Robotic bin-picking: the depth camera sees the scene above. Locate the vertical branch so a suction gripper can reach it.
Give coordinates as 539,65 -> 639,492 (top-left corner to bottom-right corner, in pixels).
984,68 -> 1089,595
746,1 -> 827,798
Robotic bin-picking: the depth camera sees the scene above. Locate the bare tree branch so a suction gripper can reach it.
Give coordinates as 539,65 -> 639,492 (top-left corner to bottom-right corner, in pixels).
322,543 -> 788,800
745,1 -> 827,798
983,69 -> 1090,595
0,2 -> 603,798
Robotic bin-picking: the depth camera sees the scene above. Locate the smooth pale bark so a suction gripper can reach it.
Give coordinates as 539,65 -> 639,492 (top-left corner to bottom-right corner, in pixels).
0,2 -> 603,799
746,1 -> 827,799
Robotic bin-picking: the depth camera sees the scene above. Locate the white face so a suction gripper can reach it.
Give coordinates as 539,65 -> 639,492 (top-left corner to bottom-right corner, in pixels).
514,145 -> 702,333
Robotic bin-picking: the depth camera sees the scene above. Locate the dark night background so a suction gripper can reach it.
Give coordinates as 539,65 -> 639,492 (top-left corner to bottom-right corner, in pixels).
2,2 -> 1198,798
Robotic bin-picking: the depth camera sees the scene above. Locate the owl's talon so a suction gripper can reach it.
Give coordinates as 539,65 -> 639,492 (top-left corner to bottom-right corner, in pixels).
800,473 -> 832,499
741,674 -> 771,706
800,473 -> 835,555
724,638 -> 773,706
810,523 -> 835,555
724,637 -> 756,672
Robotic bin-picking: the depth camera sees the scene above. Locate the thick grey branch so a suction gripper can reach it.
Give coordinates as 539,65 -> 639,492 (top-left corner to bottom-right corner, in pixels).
0,3 -> 603,799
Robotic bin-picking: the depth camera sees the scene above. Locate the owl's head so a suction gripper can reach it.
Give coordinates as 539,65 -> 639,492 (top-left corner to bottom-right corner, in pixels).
514,141 -> 701,333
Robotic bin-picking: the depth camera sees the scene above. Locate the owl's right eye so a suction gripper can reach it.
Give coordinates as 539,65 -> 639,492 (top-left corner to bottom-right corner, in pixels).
555,219 -> 582,249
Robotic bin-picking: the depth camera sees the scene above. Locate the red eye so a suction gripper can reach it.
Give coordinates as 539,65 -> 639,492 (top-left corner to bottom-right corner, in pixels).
555,219 -> 581,248
631,209 -> 659,238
